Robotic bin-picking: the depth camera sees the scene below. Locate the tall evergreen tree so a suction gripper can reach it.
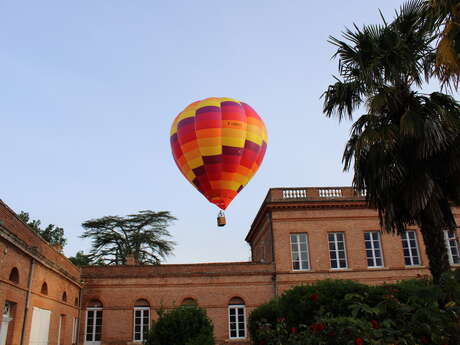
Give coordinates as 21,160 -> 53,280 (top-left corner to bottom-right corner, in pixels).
81,210 -> 176,265
18,211 -> 67,249
323,0 -> 460,283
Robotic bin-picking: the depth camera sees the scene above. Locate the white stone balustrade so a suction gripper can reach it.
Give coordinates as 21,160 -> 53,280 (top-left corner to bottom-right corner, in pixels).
282,189 -> 307,199
318,188 -> 343,198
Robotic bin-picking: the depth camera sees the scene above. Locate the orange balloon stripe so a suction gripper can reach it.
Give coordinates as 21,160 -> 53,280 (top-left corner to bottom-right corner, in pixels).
170,98 -> 267,210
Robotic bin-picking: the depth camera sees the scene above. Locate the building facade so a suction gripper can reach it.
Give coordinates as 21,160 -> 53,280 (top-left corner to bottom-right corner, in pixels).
1,187 -> 460,345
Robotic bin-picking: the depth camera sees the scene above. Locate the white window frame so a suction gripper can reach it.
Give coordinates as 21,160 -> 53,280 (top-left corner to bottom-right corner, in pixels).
85,307 -> 102,345
401,231 -> 421,266
364,231 -> 384,268
57,315 -> 63,345
444,230 -> 460,265
228,304 -> 246,339
328,232 -> 348,269
133,307 -> 150,342
290,233 -> 310,271
71,317 -> 78,345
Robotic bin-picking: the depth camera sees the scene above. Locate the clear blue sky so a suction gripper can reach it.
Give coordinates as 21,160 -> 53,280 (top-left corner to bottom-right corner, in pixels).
1,0 -> 406,263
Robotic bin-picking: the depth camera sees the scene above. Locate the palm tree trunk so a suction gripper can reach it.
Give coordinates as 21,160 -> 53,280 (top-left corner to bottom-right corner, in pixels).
419,210 -> 451,284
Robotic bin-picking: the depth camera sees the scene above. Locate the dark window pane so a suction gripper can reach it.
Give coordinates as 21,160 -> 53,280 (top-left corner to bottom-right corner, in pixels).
373,240 -> 380,249
339,251 -> 345,259
366,250 -> 373,258
413,257 -> 420,265
328,234 -> 334,241
376,258 -> 382,266
364,233 -> 370,241
368,259 -> 374,266
291,235 -> 297,243
330,251 -> 336,259
331,260 -> 337,268
340,259 -> 347,267
403,249 -> 410,257
365,242 -> 371,249
375,249 -> 381,257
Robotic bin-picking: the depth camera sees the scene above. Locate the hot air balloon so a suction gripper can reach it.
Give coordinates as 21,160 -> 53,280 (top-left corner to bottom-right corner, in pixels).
170,97 -> 268,226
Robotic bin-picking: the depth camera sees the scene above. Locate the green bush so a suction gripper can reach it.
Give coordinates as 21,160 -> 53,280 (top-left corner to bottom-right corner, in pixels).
249,276 -> 460,345
144,305 -> 214,345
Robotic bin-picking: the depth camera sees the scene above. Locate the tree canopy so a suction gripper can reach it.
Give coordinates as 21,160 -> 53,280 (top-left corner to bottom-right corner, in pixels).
81,210 -> 176,265
323,0 -> 460,283
68,251 -> 93,267
18,211 -> 67,249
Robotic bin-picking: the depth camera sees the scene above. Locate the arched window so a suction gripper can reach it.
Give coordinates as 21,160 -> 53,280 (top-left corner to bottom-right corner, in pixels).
86,300 -> 103,344
133,299 -> 150,342
9,267 -> 19,283
181,298 -> 197,306
41,282 -> 48,295
228,297 -> 246,339
62,291 -> 67,302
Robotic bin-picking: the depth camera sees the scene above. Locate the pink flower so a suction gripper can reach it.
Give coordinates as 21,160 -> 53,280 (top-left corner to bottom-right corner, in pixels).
355,338 -> 364,345
420,336 -> 430,344
371,320 -> 379,329
291,327 -> 297,334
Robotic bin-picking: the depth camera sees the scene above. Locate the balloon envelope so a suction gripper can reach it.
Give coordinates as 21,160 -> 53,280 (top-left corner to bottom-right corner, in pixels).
170,97 -> 268,210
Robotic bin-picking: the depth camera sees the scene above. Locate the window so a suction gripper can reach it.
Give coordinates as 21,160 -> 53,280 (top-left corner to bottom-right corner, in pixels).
401,231 -> 421,266
9,267 -> 19,283
71,317 -> 79,345
444,230 -> 460,265
74,297 -> 79,307
364,232 -> 384,267
57,314 -> 66,345
86,300 -> 102,344
228,297 -> 246,339
181,298 -> 197,306
328,232 -> 348,269
41,282 -> 48,295
62,292 -> 67,302
133,299 -> 150,342
290,233 -> 310,270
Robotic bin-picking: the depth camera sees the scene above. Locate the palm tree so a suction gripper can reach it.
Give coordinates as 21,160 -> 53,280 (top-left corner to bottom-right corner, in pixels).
81,210 -> 176,265
425,0 -> 460,88
323,0 -> 460,283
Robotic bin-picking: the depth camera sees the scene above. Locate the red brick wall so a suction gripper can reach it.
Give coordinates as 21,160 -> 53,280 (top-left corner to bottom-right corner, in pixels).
268,205 -> 460,293
80,263 -> 274,345
0,200 -> 81,345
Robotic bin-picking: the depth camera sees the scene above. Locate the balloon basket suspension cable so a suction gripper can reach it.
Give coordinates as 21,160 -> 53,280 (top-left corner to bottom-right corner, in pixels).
217,210 -> 226,227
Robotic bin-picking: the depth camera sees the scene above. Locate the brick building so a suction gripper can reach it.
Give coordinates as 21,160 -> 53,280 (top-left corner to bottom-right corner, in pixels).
1,187 -> 460,345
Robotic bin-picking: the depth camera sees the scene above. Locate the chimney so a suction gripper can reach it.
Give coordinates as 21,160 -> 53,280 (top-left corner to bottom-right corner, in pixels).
126,253 -> 136,265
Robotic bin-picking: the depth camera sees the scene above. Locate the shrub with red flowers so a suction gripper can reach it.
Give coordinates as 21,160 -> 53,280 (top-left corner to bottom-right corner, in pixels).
248,272 -> 460,345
